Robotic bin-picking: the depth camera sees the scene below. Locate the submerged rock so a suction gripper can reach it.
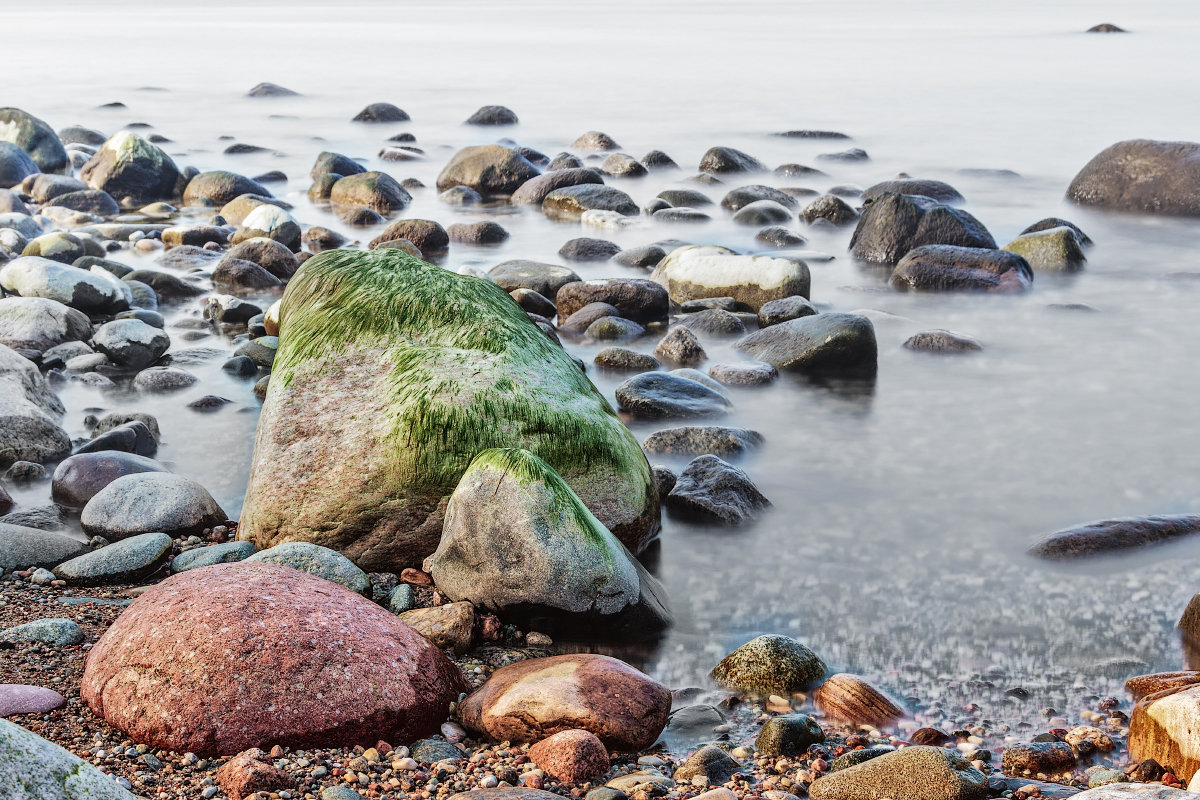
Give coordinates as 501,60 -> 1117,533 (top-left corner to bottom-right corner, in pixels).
1066,139 -> 1200,216
1029,515 -> 1200,559
425,448 -> 670,638
238,250 -> 658,572
904,330 -> 982,353
80,562 -> 468,755
459,653 -> 671,751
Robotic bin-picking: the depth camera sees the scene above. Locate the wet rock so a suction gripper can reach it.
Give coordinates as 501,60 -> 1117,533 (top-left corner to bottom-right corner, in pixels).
557,278 -> 669,325
801,194 -> 859,226
53,532 -> 173,586
813,673 -> 905,727
80,562 -> 468,755
1003,227 -> 1087,272
124,268 -> 204,301
673,309 -> 746,338
602,153 -> 648,178
243,541 -> 370,596
0,523 -> 90,570
369,219 -> 449,256
653,207 -> 711,224
73,421 -> 157,458
757,714 -> 824,756
0,717 -> 140,798
1002,742 -> 1076,775
212,257 -> 283,294
642,426 -> 763,458
397,601 -> 476,654
544,185 -> 638,221
665,455 -> 769,524
586,317 -> 645,342
510,288 -> 556,317
850,192 -> 996,266
560,302 -> 620,334
904,330 -> 982,353
615,372 -> 732,419
1067,140 -> 1200,216
708,361 -> 777,386
436,145 -> 540,197
171,540 -> 257,573
736,313 -> 876,375
0,142 -> 38,189
45,189 -> 120,216
160,224 -> 226,248
892,245 -> 1033,293
756,226 -> 807,248
183,171 -> 268,206
651,246 -> 808,313
862,179 -> 964,204
511,168 -> 605,205
92,411 -> 160,441
654,326 -> 706,366
612,245 -> 666,271
0,108 -> 70,174
302,226 -> 347,252
465,105 -> 519,125
92,318 -> 170,370
459,653 -> 671,751
1029,515 -> 1200,559
80,132 -> 182,206
352,102 -> 409,122
215,748 -> 297,800
529,729 -> 610,783
595,348 -> 660,372
1,256 -> 129,313
573,131 -> 620,151
733,199 -> 793,226
239,250 -> 659,571
310,151 -> 365,181
1022,217 -> 1092,246
81,472 -> 226,540
448,221 -> 509,246
224,238 -> 299,280
1,342 -> 70,465
559,237 -> 622,262
425,448 -> 669,638
674,745 -> 742,784
330,172 -> 411,214
700,147 -> 766,174
232,204 -> 301,250
712,634 -> 826,695
490,260 -> 581,298
808,746 -> 986,800
757,296 -> 817,328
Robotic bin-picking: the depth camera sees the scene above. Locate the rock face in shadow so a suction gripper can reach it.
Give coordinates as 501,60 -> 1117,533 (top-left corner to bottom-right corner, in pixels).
1066,140 -> 1200,216
849,192 -> 995,266
1029,515 -> 1200,559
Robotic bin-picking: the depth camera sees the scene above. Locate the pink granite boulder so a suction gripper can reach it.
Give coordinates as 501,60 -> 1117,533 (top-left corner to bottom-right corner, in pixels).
0,684 -> 66,717
529,729 -> 610,782
459,654 -> 671,752
80,562 -> 469,755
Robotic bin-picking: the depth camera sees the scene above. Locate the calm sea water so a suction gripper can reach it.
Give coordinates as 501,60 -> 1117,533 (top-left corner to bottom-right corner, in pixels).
7,0 -> 1200,733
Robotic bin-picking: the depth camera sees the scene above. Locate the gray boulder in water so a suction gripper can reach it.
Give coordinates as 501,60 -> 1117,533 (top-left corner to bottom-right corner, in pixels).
849,192 -> 995,266
1067,139 -> 1200,216
1030,515 -> 1200,559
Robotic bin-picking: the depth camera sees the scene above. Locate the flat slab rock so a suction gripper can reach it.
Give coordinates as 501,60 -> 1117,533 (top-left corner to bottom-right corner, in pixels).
1029,515 -> 1200,559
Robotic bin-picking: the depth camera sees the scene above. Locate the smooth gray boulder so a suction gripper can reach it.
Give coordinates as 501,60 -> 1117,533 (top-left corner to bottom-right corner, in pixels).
0,257 -> 129,314
92,318 -> 170,369
0,717 -> 142,799
170,540 -> 257,573
80,473 -> 227,540
53,532 -> 173,585
1066,139 -> 1200,216
0,523 -> 90,570
0,297 -> 91,352
1,343 -> 70,466
615,372 -> 732,419
735,313 -> 878,375
245,541 -> 370,596
0,618 -> 85,647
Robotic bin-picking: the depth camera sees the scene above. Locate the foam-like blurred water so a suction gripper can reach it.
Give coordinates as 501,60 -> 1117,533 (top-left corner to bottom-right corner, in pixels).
7,0 -> 1200,733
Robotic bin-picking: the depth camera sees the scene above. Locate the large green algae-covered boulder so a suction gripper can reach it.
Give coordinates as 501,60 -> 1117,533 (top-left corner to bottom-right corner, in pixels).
425,448 -> 670,639
239,249 -> 659,571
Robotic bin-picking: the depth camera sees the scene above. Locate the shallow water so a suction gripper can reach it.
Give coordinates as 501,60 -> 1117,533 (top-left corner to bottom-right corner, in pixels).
7,0 -> 1200,736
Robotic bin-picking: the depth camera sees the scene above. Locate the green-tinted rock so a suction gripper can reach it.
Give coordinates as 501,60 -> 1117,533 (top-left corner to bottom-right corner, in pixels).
425,448 -> 670,638
81,131 -> 183,207
52,532 -> 173,586
711,634 -> 827,695
0,617 -> 85,647
0,108 -> 70,174
1002,226 -> 1087,272
756,713 -> 825,756
1088,770 -> 1128,789
170,540 -> 257,572
245,541 -> 370,596
0,717 -> 142,799
238,249 -> 659,572
329,171 -> 411,214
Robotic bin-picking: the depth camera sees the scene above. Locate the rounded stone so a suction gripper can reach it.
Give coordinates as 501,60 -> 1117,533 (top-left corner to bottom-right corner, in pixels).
245,541 -> 370,596
80,472 -> 226,540
711,634 -> 827,695
529,730 -> 611,783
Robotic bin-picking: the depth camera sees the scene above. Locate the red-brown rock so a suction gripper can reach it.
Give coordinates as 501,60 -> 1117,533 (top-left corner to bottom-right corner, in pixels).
215,749 -> 296,800
80,562 -> 468,756
458,654 -> 670,752
529,729 -> 610,783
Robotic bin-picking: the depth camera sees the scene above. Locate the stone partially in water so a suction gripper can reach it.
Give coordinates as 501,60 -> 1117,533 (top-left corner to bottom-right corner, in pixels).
862,178 -> 964,204
892,245 -> 1033,293
81,131 -> 183,207
436,145 -> 540,197
904,330 -> 982,354
1,257 -> 129,314
1029,515 -> 1200,559
0,107 -> 70,174
557,279 -> 669,325
1003,227 -> 1087,272
1066,140 -> 1200,216
652,246 -> 809,312
665,455 -> 770,525
711,634 -> 827,695
238,249 -> 658,572
642,427 -> 763,458
424,448 -> 670,638
615,373 -> 732,420
699,146 -> 766,174
81,472 -> 227,540
849,192 -> 996,266
543,185 -> 638,222
735,313 -> 877,375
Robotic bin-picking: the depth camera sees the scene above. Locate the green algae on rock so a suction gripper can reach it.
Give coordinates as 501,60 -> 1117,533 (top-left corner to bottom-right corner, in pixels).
239,249 -> 659,571
426,448 -> 670,638
81,131 -> 184,207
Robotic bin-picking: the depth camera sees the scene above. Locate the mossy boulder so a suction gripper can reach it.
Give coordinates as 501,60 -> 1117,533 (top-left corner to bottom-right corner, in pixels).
239,249 -> 659,571
0,108 -> 70,175
425,448 -> 670,638
1002,226 -> 1087,272
81,131 -> 183,207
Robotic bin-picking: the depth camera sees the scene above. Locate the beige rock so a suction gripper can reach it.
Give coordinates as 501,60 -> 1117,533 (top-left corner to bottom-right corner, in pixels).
397,602 -> 475,654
